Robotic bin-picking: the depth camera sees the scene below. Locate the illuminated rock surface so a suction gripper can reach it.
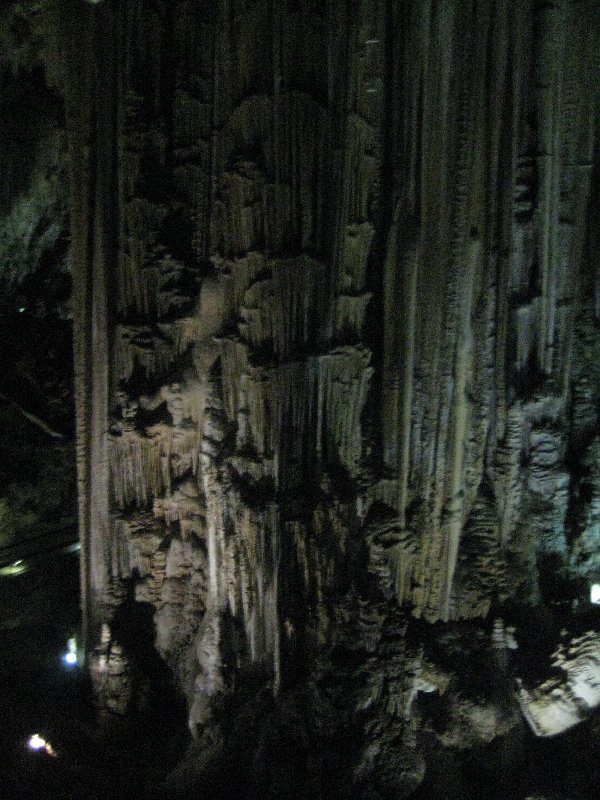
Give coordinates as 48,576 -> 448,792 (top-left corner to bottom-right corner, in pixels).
517,630 -> 600,737
2,1 -> 600,798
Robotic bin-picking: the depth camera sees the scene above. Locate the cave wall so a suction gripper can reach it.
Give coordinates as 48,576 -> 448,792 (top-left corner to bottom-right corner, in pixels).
380,0 -> 600,620
48,0 -> 600,794
0,2 -> 75,549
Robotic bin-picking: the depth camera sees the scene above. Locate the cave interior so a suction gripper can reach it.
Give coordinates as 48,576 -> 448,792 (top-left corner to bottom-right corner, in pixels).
1,1 -> 600,799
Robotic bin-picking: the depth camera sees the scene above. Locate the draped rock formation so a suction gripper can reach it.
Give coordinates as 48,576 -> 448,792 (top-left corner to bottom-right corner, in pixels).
12,0 -> 600,796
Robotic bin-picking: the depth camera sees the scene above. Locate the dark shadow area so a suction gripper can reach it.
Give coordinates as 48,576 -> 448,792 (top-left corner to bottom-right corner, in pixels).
0,553 -> 190,800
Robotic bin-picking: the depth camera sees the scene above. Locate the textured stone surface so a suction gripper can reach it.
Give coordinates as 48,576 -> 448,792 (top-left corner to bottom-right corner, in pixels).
516,630 -> 600,737
3,0 -> 600,797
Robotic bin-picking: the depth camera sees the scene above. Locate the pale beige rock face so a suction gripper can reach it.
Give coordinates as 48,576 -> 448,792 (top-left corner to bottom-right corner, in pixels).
516,630 -> 600,737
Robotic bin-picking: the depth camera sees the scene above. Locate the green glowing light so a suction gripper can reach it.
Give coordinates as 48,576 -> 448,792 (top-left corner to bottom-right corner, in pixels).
0,561 -> 28,576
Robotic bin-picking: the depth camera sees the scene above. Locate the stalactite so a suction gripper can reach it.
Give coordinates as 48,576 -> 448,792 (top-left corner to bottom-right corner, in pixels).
109,424 -> 199,509
62,0 -> 600,791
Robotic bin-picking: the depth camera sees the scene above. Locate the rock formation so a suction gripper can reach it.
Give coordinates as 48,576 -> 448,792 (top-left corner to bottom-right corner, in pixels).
0,1 -> 75,551
516,629 -> 600,737
2,0 -> 600,797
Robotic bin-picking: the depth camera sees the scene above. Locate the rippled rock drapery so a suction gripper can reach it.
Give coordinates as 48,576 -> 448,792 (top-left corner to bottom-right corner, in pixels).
53,0 -> 600,796
516,630 -> 600,737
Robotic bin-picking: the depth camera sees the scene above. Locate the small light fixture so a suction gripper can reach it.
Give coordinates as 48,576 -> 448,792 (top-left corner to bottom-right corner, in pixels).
27,734 -> 56,757
18,307 -> 25,313
63,637 -> 78,666
28,734 -> 46,751
590,584 -> 600,605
